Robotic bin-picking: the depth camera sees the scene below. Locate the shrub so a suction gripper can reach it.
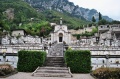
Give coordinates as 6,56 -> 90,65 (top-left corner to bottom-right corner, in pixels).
17,50 -> 46,72
0,64 -> 15,76
65,50 -> 91,73
92,67 -> 120,79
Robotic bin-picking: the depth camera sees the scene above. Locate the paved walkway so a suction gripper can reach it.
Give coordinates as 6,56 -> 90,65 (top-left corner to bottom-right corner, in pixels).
1,72 -> 94,79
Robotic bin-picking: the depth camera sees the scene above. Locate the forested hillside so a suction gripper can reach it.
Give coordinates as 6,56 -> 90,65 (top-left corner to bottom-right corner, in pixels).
0,0 -> 89,36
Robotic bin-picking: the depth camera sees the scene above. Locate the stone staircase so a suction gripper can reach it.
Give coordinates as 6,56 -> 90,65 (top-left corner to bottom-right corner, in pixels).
32,66 -> 72,77
48,44 -> 64,57
44,57 -> 65,67
32,44 -> 72,77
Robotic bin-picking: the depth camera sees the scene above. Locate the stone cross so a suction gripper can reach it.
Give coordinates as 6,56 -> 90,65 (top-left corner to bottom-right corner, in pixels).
60,18 -> 62,25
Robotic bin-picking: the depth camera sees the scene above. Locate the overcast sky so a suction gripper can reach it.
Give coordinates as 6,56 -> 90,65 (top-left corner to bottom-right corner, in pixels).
69,0 -> 120,21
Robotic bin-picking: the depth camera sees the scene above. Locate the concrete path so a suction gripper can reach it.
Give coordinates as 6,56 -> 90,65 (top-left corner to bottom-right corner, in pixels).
1,72 -> 94,79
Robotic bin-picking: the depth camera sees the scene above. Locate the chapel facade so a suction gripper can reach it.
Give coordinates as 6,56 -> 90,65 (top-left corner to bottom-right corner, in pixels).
50,18 -> 71,44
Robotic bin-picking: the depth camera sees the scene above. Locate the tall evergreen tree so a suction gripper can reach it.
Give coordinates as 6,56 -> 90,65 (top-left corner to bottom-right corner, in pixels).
99,12 -> 102,21
98,19 -> 108,25
92,16 -> 96,22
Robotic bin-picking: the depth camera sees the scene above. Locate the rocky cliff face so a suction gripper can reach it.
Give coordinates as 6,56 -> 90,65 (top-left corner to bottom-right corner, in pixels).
24,0 -> 112,21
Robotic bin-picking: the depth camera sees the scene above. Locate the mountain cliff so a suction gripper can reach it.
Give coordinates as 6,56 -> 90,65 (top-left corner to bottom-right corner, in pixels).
24,0 -> 113,21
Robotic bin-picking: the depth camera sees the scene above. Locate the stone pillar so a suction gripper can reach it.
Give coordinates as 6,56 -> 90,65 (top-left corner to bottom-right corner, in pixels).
3,52 -> 6,64
106,54 -> 110,67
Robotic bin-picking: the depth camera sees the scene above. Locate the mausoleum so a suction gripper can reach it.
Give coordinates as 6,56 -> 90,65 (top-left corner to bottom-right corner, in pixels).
50,18 -> 71,44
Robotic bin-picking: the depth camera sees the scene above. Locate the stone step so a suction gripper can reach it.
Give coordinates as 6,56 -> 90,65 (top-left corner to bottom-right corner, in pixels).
46,60 -> 64,63
45,64 -> 65,67
46,57 -> 64,60
39,67 -> 68,70
46,59 -> 64,62
32,55 -> 72,77
45,57 -> 65,67
36,69 -> 69,73
45,62 -> 64,64
45,65 -> 65,67
46,60 -> 64,62
34,73 -> 72,77
45,61 -> 65,66
46,58 -> 64,61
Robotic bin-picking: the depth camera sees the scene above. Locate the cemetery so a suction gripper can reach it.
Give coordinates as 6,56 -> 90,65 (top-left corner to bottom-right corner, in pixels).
0,19 -> 120,79
1,0 -> 120,78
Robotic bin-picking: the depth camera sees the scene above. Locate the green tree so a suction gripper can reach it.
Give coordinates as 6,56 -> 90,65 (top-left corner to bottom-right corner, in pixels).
98,19 -> 108,25
92,27 -> 98,33
74,27 -> 79,30
0,20 -> 10,31
92,16 -> 96,22
0,21 -> 4,28
111,20 -> 120,24
99,12 -> 102,21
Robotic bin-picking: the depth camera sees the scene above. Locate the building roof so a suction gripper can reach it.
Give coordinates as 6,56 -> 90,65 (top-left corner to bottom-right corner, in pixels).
11,29 -> 26,31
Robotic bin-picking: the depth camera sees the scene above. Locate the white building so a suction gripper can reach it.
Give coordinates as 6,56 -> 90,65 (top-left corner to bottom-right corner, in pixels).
98,24 -> 120,46
50,18 -> 71,44
11,29 -> 26,36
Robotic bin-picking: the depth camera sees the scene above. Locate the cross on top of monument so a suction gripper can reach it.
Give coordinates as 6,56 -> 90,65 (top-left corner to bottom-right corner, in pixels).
60,18 -> 62,25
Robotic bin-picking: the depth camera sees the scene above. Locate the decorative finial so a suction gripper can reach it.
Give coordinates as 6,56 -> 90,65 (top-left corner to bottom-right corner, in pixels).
60,18 -> 62,25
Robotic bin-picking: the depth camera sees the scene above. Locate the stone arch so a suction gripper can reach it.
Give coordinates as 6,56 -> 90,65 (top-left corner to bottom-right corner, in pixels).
59,33 -> 63,42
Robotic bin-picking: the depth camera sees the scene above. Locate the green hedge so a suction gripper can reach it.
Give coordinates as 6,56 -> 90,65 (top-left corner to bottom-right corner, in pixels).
17,50 -> 46,72
65,50 -> 91,73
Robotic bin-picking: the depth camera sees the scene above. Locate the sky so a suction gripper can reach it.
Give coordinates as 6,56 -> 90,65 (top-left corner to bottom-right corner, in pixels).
69,0 -> 120,21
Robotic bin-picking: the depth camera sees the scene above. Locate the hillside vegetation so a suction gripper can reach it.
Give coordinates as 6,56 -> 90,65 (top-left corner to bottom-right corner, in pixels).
0,0 -> 89,36
42,10 -> 89,29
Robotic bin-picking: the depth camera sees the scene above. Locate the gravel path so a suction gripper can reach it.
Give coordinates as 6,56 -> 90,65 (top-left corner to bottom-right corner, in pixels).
1,72 -> 94,79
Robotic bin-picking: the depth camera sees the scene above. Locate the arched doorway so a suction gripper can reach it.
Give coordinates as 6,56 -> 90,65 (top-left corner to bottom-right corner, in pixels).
59,33 -> 63,42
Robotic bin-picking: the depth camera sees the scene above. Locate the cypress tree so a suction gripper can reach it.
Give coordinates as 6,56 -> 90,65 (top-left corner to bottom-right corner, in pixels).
99,12 -> 102,21
92,16 -> 96,22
